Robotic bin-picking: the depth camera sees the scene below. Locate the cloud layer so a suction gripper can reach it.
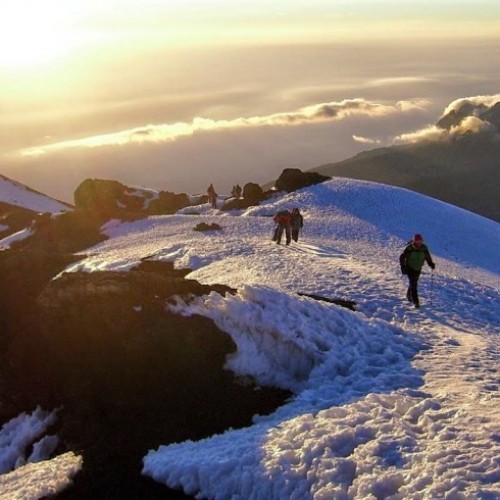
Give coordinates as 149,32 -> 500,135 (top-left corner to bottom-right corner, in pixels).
3,94 -> 500,204
21,98 -> 429,158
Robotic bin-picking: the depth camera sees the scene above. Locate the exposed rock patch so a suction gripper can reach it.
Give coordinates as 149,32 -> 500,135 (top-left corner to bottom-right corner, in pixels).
0,254 -> 289,499
221,182 -> 270,211
275,168 -> 330,193
74,178 -> 190,219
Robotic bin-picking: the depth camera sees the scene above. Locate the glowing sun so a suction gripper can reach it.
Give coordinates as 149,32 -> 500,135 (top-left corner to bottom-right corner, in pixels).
0,1 -> 93,68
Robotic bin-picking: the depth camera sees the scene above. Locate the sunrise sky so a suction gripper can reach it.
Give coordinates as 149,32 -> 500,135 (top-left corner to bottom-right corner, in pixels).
1,0 -> 500,202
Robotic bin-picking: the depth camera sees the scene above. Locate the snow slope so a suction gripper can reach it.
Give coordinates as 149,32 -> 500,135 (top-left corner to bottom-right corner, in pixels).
2,177 -> 499,498
0,174 -> 71,214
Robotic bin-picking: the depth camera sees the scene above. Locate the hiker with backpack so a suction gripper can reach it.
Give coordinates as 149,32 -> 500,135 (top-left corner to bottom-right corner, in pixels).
399,233 -> 436,308
290,208 -> 304,242
272,209 -> 292,245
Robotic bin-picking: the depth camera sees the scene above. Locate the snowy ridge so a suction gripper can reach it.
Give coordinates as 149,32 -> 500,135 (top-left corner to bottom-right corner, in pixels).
0,174 -> 71,214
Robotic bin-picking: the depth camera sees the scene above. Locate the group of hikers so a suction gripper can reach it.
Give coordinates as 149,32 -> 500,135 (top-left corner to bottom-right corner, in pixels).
271,210 -> 434,308
231,184 -> 242,198
207,183 -> 435,309
272,208 -> 304,245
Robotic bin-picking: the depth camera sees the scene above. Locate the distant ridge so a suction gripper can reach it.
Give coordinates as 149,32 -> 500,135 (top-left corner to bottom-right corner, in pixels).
308,100 -> 500,222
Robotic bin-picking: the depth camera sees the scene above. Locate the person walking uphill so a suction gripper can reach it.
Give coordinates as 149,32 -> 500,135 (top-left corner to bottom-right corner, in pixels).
290,207 -> 304,242
399,233 -> 435,308
272,209 -> 291,245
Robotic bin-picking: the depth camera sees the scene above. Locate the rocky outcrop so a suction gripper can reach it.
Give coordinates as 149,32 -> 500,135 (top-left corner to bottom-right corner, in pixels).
7,210 -> 107,254
39,264 -> 233,312
74,178 -> 190,218
275,168 -> 330,193
242,182 -> 264,202
146,190 -> 190,215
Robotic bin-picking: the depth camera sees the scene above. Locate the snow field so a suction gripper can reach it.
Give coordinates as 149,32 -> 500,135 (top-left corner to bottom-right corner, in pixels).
1,177 -> 499,498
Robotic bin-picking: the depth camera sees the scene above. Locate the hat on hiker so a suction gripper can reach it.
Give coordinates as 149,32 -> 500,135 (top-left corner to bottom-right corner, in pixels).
413,234 -> 423,243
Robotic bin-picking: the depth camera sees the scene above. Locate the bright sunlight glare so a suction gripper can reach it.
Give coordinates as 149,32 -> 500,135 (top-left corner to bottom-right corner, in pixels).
0,0 -> 107,68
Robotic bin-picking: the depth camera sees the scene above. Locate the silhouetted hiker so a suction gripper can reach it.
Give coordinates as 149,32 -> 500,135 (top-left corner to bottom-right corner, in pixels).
207,183 -> 217,208
399,233 -> 435,308
290,208 -> 304,242
231,184 -> 242,198
272,210 -> 291,245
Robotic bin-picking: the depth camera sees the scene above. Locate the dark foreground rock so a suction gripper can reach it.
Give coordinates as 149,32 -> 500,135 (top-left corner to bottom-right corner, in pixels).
0,252 -> 290,499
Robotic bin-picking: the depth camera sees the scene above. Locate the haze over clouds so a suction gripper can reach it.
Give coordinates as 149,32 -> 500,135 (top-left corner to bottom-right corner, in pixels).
1,1 -> 500,201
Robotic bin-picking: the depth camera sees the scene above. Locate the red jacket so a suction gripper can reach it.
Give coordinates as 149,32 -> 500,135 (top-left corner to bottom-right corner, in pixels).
273,211 -> 291,225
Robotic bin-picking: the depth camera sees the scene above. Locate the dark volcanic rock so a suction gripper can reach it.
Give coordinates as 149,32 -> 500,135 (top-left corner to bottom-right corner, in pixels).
0,255 -> 290,499
0,201 -> 38,238
0,250 -> 81,413
14,210 -> 108,253
147,190 -> 190,215
222,182 -> 267,211
298,292 -> 357,311
242,182 -> 264,202
221,197 -> 252,210
275,168 -> 330,193
73,178 -> 190,218
74,178 -> 129,215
